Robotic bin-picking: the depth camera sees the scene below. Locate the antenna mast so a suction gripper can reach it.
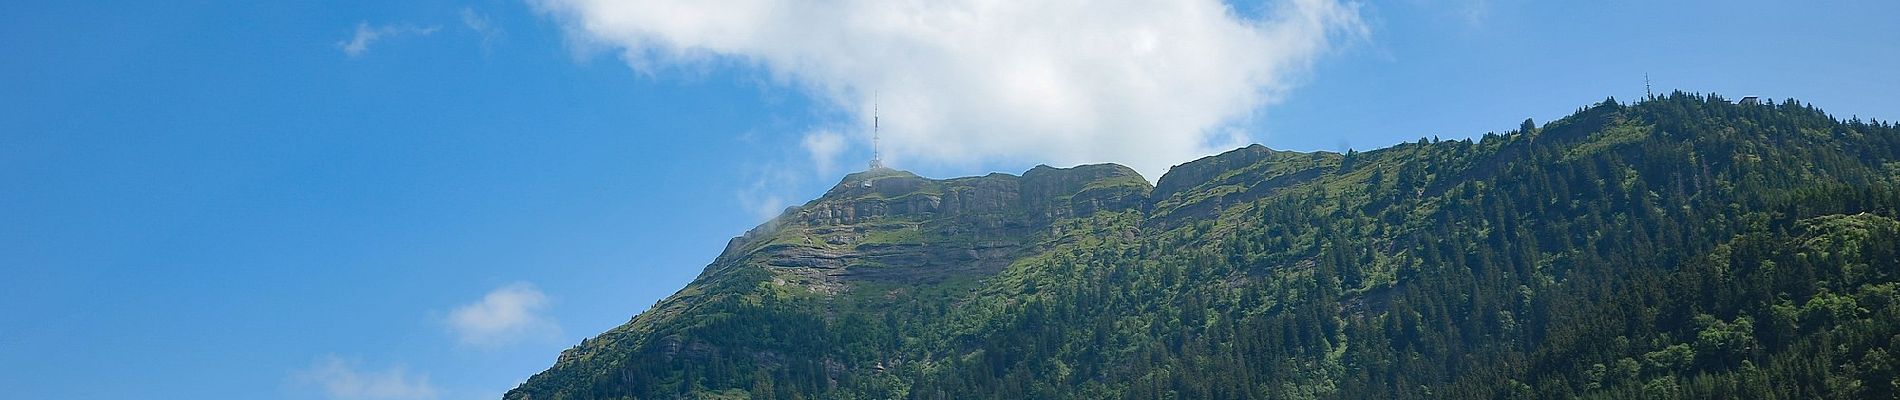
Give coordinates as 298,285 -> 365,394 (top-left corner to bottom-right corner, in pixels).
1645,73 -> 1652,99
869,93 -> 884,170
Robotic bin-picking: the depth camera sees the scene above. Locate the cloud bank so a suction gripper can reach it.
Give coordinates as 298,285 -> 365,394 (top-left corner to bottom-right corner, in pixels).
293,355 -> 439,400
531,0 -> 1363,178
446,282 -> 558,347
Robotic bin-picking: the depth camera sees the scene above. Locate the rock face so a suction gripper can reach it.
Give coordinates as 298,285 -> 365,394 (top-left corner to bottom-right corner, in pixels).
1020,163 -> 1150,221
787,164 -> 1149,228
1147,145 -> 1341,226
715,164 -> 1153,291
1152,144 -> 1278,201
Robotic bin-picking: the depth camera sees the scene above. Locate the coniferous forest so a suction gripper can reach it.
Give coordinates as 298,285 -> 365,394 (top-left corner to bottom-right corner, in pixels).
508,93 -> 1900,399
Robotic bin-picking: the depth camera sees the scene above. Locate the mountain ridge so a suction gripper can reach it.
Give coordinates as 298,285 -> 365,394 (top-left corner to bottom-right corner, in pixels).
510,93 -> 1900,399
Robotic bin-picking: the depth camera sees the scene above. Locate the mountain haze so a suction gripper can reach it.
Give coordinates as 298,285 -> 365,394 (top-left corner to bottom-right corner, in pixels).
509,93 -> 1900,399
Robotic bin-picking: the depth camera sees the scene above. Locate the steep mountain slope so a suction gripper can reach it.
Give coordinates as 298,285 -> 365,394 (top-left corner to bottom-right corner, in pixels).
508,93 -> 1900,399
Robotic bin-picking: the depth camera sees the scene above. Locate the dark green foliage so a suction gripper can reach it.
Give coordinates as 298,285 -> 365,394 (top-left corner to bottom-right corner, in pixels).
507,93 -> 1900,399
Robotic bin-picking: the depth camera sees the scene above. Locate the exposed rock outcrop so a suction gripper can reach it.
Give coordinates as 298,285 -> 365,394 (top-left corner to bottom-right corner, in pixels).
711,164 -> 1155,290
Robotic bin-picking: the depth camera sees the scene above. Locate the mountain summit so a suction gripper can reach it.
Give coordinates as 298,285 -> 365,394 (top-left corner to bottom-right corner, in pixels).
509,94 -> 1900,399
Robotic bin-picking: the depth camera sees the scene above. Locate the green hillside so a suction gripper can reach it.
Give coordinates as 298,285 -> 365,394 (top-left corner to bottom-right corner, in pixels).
508,93 -> 1900,399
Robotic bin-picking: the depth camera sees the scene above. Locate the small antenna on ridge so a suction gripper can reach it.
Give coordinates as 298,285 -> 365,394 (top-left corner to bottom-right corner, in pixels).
869,92 -> 884,170
1645,73 -> 1652,99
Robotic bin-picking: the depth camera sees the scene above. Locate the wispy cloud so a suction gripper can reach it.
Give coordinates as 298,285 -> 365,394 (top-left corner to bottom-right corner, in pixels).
446,282 -> 558,348
736,169 -> 795,222
460,8 -> 504,51
800,130 -> 848,178
1403,0 -> 1492,27
292,355 -> 439,400
1453,0 -> 1492,26
530,0 -> 1366,178
337,22 -> 441,58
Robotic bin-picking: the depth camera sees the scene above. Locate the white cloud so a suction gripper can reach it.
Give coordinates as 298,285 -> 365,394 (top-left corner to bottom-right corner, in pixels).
338,22 -> 441,58
292,355 -> 439,400
446,282 -> 558,347
801,129 -> 849,177
530,0 -> 1365,178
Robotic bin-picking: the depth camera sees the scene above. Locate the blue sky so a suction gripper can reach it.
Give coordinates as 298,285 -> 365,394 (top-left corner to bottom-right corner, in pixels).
1,1 -> 1894,399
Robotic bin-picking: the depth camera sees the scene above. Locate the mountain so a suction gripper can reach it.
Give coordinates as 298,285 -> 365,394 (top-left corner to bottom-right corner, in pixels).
507,93 -> 1900,399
